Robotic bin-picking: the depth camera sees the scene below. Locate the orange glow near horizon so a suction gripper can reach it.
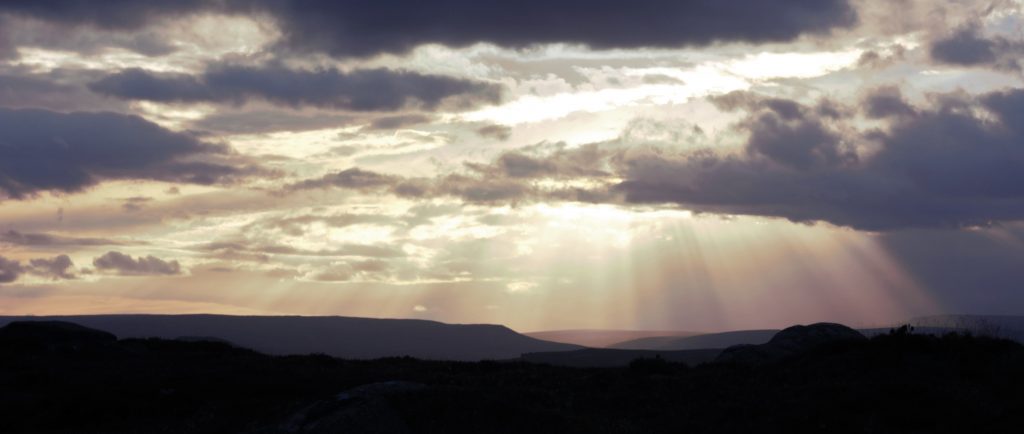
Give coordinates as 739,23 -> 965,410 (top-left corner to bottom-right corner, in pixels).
0,203 -> 944,333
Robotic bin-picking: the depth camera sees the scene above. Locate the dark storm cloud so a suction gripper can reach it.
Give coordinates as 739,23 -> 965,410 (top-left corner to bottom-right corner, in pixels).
617,88 -> 1024,230
240,0 -> 857,58
92,251 -> 182,275
863,86 -> 917,119
0,108 -> 267,199
735,102 -> 856,171
90,65 -> 503,111
0,69 -> 131,113
929,25 -> 1024,70
0,230 -> 127,247
3,1 -> 856,58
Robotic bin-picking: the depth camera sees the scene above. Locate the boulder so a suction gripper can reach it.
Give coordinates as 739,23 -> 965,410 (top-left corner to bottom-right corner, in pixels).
715,323 -> 865,365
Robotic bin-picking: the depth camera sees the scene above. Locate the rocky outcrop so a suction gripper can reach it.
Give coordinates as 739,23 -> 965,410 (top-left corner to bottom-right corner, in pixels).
276,381 -> 427,434
715,323 -> 865,365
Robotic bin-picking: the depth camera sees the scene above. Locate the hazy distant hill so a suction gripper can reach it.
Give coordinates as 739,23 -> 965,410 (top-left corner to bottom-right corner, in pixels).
0,315 -> 580,361
524,329 -> 700,348
610,329 -> 779,350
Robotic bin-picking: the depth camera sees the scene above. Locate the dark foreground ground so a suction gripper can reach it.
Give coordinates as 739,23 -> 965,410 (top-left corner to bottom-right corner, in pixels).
1,322 -> 1023,434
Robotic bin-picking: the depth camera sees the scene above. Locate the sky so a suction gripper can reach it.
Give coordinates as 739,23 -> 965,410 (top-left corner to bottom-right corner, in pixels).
2,0 -> 1024,332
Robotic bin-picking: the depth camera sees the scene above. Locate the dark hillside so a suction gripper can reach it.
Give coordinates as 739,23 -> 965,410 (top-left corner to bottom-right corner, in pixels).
1,321 -> 1022,433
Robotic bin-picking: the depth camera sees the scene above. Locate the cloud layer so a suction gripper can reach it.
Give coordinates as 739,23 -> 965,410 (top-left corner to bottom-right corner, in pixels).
289,88 -> 1024,230
0,108 -> 265,199
249,0 -> 857,57
91,65 -> 502,111
3,1 -> 859,57
93,251 -> 182,276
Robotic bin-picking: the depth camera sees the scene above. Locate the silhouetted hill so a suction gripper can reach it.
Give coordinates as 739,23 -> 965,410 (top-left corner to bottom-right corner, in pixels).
522,348 -> 721,367
610,329 -> 779,350
0,315 -> 579,361
524,329 -> 700,348
716,323 -> 866,365
0,320 -> 116,351
1,321 -> 1023,433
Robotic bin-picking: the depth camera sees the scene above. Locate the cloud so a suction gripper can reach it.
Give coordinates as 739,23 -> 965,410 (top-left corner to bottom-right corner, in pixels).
0,254 -> 78,283
476,124 -> 512,141
196,240 -> 405,260
2,1 -> 856,58
0,107 -> 267,199
0,69 -> 129,112
248,213 -> 399,237
190,110 -> 357,135
121,196 -> 153,212
363,114 -> 435,131
0,20 -> 17,60
245,0 -> 857,57
308,259 -> 395,282
285,167 -> 534,204
90,65 -> 502,112
286,87 -> 1024,230
0,256 -> 22,283
0,1 -> 209,30
0,16 -> 177,58
27,255 -> 76,280
862,86 -> 917,119
92,251 -> 182,275
287,167 -> 400,192
929,25 -> 1024,70
617,88 -> 1024,229
0,230 -> 127,247
286,145 -> 615,205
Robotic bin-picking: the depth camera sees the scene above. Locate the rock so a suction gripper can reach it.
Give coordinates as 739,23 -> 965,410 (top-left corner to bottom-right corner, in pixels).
277,381 -> 426,434
715,323 -> 865,365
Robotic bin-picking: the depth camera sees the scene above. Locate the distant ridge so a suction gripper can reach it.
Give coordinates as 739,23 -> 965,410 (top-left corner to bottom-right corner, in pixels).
0,314 -> 580,361
610,329 -> 779,351
607,316 -> 1024,351
524,329 -> 700,348
522,348 -> 721,367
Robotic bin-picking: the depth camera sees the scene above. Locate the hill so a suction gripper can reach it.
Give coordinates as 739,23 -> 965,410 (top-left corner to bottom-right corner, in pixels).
523,329 -> 700,348
0,314 -> 579,361
610,329 -> 779,350
1,320 -> 1023,433
521,348 -> 721,367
